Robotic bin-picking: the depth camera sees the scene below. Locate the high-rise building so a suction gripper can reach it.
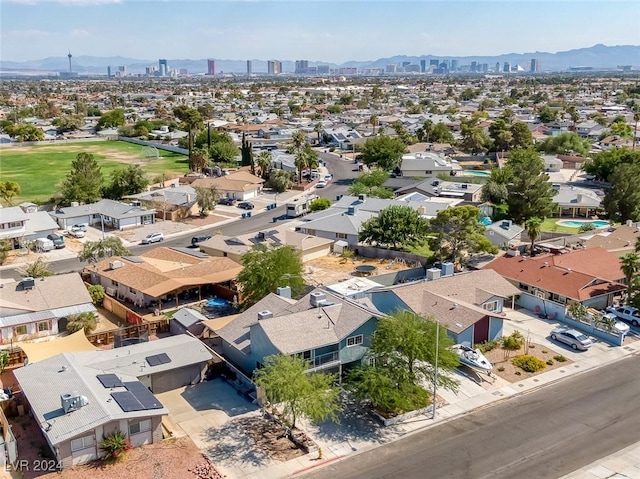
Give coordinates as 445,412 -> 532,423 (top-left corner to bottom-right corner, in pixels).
405,64 -> 421,73
503,62 -> 511,73
267,60 -> 281,75
420,59 -> 426,73
450,59 -> 458,72
295,60 -> 309,74
207,59 -> 216,76
530,58 -> 540,73
159,59 -> 168,77
246,60 -> 252,75
429,59 -> 439,68
481,63 -> 489,72
495,62 -> 501,73
470,61 -> 478,72
316,65 -> 330,74
385,64 -> 397,73
402,61 -> 411,68
107,66 -> 112,78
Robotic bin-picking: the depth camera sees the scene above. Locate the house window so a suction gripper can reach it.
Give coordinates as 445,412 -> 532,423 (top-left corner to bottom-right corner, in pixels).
425,170 -> 432,175
37,321 -> 49,332
294,350 -> 312,360
70,435 -> 95,452
8,222 -> 22,228
346,335 -> 363,347
129,419 -> 152,436
483,301 -> 498,312
129,287 -> 137,294
307,229 -> 316,235
111,280 -> 119,287
14,325 -> 27,336
518,283 -> 528,291
336,233 -> 347,239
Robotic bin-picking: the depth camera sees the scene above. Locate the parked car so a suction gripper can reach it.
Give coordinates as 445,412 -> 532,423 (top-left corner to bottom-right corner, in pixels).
599,311 -> 631,335
218,197 -> 236,206
191,235 -> 211,246
141,232 -> 164,244
315,180 -> 327,188
67,228 -> 85,238
323,174 -> 333,183
606,305 -> 640,327
550,327 -> 593,350
71,223 -> 88,232
47,233 -> 65,249
237,202 -> 255,210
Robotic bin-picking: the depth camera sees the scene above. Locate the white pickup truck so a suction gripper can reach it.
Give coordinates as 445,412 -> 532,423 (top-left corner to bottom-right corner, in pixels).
606,305 -> 640,327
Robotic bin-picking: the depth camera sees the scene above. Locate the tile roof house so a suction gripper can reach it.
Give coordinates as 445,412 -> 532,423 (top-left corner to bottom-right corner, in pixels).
399,152 -> 462,178
0,273 -> 95,344
49,199 -> 155,231
367,270 -> 520,346
14,335 -> 211,468
580,222 -> 640,258
191,171 -> 265,201
123,185 -> 199,220
198,226 -> 334,263
88,247 -> 243,311
483,248 -> 625,319
552,186 -> 602,218
217,289 -> 380,376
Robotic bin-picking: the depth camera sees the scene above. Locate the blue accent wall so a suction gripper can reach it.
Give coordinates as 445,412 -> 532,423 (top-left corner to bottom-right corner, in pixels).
489,317 -> 504,341
221,342 -> 254,376
339,317 -> 378,365
455,327 -> 474,346
369,291 -> 410,314
249,324 -> 280,365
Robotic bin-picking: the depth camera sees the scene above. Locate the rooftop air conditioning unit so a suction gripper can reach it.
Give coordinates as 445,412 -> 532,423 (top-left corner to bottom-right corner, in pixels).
109,260 -> 124,270
426,268 -> 441,281
61,392 -> 89,414
310,291 -> 326,307
106,287 -> 117,296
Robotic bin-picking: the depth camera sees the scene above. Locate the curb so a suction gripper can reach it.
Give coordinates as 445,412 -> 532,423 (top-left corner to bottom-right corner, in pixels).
291,456 -> 344,477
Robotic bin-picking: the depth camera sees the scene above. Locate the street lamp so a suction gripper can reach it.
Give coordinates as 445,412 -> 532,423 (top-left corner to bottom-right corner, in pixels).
432,320 -> 439,420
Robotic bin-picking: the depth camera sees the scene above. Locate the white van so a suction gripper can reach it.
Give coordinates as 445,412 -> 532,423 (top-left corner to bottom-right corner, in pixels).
36,238 -> 54,252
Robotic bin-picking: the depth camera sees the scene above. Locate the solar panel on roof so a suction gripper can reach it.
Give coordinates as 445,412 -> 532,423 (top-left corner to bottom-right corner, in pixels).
111,392 -> 144,412
125,381 -> 164,410
145,353 -> 171,367
97,374 -> 124,388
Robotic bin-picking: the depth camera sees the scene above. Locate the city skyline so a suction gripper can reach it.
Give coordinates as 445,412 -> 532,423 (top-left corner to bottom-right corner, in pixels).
1,0 -> 639,63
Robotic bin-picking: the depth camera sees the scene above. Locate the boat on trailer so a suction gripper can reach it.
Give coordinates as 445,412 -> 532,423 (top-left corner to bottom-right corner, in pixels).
452,343 -> 493,375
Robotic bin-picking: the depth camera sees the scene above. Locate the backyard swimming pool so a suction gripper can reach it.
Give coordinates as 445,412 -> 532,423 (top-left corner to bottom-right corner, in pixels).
462,170 -> 491,177
556,220 -> 610,229
206,297 -> 230,308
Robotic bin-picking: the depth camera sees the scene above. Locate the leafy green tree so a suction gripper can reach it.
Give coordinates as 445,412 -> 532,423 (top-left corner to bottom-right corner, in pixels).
256,151 -> 272,179
609,118 -> 633,138
620,253 -> 640,302
480,168 -> 510,204
0,181 -> 21,206
66,312 -> 98,334
504,149 -> 557,224
582,148 -> 640,182
79,237 -> 131,266
525,217 -> 543,255
347,311 -> 459,415
96,109 -> 125,130
237,245 -> 305,309
59,152 -> 104,206
174,105 -> 204,169
210,141 -> 239,164
538,105 -> 558,123
4,123 -> 44,142
103,165 -> 149,200
253,354 -> 340,428
510,122 -> 534,149
0,240 -> 11,265
361,135 -> 407,171
309,198 -> 331,212
52,114 -> 83,133
266,169 -> 294,193
430,122 -> 455,143
17,258 -> 53,278
0,350 -> 9,375
536,132 -> 591,156
603,163 -> 640,222
348,170 -> 394,198
359,205 -> 429,249
429,205 -> 498,262
194,185 -> 219,215
460,124 -> 491,154
88,284 -> 105,306
197,103 -> 216,120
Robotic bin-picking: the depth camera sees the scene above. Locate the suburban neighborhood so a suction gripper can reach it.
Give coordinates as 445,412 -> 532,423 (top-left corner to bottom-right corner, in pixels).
1,50 -> 640,479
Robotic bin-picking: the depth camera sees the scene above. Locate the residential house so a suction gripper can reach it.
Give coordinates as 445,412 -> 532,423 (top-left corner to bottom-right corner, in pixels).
191,171 -> 264,201
169,308 -> 207,336
399,152 -> 462,178
553,186 -> 601,218
123,185 -> 199,220
580,222 -> 640,258
217,289 -> 380,376
14,335 -> 211,468
541,155 -> 563,172
394,178 -> 483,202
88,247 -> 243,311
198,226 -> 334,263
0,273 -> 95,344
367,269 -> 520,346
483,248 -> 626,319
49,199 -> 155,231
485,220 -> 525,248
0,207 -> 29,249
321,127 -> 363,150
557,154 -> 586,170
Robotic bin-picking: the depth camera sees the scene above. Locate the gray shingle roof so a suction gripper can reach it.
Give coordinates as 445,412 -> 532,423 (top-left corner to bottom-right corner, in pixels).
50,199 -> 155,220
0,206 -> 28,224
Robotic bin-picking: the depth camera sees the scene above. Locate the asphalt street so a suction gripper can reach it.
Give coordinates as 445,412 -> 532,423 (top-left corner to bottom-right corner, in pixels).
304,354 -> 640,479
0,152 -> 357,280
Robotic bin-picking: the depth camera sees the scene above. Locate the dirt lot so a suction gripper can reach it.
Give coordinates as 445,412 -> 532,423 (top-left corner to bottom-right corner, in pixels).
303,255 -> 420,286
484,342 -> 572,383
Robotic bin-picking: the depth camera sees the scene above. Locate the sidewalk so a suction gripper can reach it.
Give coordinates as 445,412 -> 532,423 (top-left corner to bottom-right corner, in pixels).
559,441 -> 640,478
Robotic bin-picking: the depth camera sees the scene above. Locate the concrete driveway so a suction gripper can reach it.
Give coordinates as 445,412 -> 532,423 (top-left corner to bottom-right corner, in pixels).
155,378 -> 258,449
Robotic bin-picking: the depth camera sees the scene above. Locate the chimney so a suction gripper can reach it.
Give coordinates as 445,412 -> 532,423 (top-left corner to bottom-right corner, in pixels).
357,194 -> 367,202
576,193 -> 583,203
257,310 -> 273,320
346,206 -> 357,216
276,286 -> 291,299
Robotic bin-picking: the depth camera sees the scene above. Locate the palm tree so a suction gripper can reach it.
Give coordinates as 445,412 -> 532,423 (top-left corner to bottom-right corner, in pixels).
257,151 -> 272,179
313,122 -> 323,144
66,312 -> 98,334
620,253 -> 640,302
294,145 -> 319,185
525,217 -> 543,255
633,111 -> 640,151
291,130 -> 306,154
369,115 -> 378,135
190,147 -> 209,173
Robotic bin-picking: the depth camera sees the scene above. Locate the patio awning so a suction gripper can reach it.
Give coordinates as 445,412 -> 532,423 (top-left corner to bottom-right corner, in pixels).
142,267 -> 243,298
202,315 -> 239,333
21,330 -> 98,364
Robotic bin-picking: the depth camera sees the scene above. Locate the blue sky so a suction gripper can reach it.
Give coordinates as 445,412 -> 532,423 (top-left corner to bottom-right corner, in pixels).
1,0 -> 639,62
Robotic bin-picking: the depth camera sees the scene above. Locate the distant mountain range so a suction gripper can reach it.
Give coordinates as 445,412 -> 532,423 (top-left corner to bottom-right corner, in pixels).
1,44 -> 638,75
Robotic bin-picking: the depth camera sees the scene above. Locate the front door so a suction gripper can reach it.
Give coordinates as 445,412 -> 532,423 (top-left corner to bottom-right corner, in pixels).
473,316 -> 490,345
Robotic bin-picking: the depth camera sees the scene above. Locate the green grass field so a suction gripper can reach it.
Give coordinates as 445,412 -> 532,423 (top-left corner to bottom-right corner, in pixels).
0,141 -> 188,203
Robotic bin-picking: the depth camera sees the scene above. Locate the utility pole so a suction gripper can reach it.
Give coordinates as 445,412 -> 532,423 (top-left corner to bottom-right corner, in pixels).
432,320 -> 439,420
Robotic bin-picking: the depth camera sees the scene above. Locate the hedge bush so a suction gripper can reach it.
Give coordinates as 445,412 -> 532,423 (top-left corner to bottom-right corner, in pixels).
512,355 -> 547,373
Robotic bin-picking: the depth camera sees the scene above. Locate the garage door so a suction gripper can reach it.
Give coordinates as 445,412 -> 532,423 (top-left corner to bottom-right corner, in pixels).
151,365 -> 202,393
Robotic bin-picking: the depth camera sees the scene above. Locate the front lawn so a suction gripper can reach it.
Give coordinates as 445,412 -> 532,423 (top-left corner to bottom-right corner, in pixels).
540,218 -> 581,234
1,141 -> 188,203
